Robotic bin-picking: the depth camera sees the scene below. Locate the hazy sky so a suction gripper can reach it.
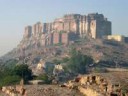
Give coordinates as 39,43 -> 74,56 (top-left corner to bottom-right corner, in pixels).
0,0 -> 128,56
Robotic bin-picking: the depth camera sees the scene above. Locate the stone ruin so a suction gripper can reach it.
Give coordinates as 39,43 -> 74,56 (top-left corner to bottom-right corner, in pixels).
60,74 -> 125,96
1,79 -> 26,96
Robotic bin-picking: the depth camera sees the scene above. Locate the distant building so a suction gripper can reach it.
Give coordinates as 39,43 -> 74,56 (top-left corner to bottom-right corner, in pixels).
47,33 -> 53,45
23,13 -> 112,46
53,32 -> 61,44
28,13 -> 111,39
43,32 -> 70,46
40,33 -> 47,46
124,37 -> 128,43
53,19 -> 64,32
61,32 -> 69,44
23,26 -> 32,38
33,22 -> 42,36
106,35 -> 125,42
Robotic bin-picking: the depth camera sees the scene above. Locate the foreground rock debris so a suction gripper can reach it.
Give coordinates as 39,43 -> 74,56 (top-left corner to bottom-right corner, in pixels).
1,72 -> 128,96
60,72 -> 128,96
0,85 -> 83,96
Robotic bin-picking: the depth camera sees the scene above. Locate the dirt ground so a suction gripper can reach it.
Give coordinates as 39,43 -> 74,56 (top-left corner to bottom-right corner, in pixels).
24,85 -> 84,96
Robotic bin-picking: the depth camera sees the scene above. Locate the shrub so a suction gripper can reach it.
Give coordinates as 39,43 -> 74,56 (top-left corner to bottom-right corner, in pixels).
0,75 -> 20,87
53,59 -> 61,64
36,74 -> 51,84
62,57 -> 69,63
67,48 -> 93,74
13,64 -> 32,82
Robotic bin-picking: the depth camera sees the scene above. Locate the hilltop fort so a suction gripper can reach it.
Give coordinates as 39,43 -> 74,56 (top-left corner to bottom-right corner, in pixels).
22,13 -> 111,47
1,13 -> 128,67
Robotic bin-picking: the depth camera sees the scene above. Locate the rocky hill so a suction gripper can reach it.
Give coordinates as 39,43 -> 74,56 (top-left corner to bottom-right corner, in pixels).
1,35 -> 128,68
0,13 -> 128,68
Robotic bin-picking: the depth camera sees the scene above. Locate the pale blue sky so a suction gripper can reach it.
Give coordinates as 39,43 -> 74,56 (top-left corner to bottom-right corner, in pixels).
0,0 -> 128,56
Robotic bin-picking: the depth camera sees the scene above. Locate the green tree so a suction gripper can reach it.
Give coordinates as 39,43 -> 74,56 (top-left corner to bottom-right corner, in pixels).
13,64 -> 32,82
0,67 -> 21,87
0,64 -> 32,87
67,48 -> 93,74
0,75 -> 20,87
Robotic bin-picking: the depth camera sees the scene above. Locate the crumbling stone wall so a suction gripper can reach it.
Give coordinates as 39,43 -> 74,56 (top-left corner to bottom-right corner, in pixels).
78,86 -> 103,96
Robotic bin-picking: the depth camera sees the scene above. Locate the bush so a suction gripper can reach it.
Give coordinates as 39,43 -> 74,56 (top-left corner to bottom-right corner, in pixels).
0,64 -> 33,87
36,74 -> 51,84
46,65 -> 54,75
13,64 -> 32,82
0,75 -> 21,87
53,59 -> 61,64
62,57 -> 69,63
67,48 -> 93,74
